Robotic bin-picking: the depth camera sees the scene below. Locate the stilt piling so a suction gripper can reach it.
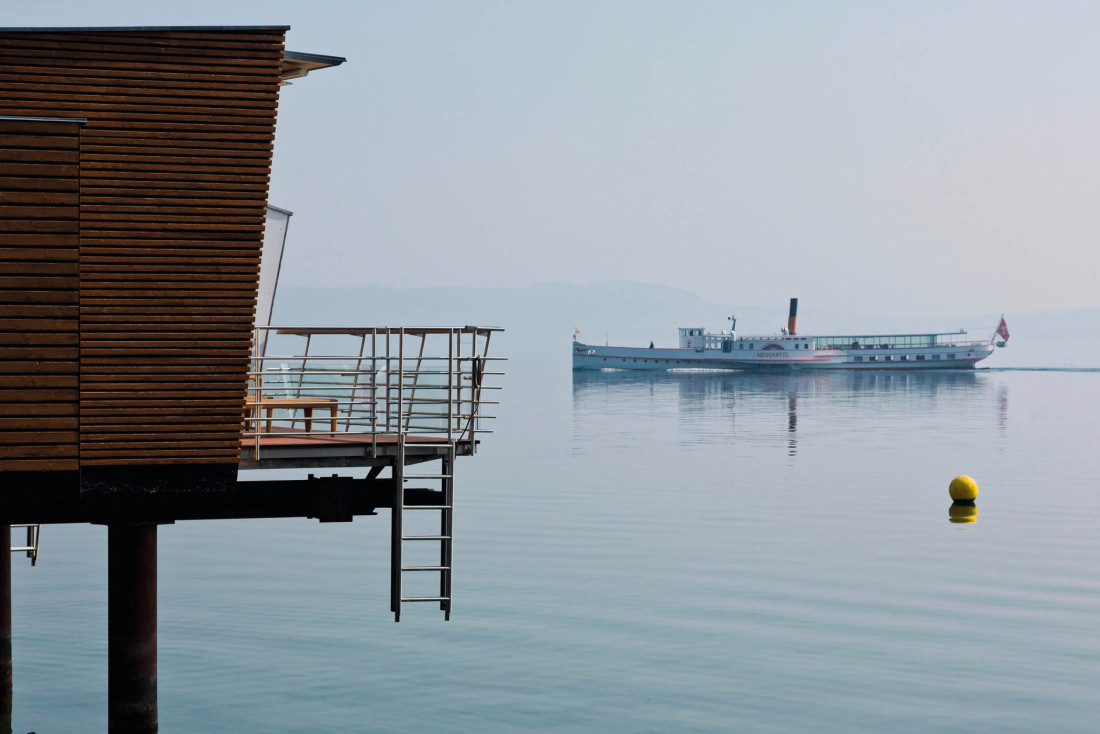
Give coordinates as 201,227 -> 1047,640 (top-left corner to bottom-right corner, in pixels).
108,524 -> 157,734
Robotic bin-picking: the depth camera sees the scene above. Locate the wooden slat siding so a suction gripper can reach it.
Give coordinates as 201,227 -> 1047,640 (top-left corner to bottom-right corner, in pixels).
0,29 -> 286,468
0,117 -> 82,472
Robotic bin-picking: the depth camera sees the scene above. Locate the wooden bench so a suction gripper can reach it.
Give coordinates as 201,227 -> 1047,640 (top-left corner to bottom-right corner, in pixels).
246,396 -> 339,434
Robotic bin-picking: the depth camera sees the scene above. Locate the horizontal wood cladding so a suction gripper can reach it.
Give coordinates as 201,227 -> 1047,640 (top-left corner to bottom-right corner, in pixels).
0,117 -> 82,472
0,28 -> 286,470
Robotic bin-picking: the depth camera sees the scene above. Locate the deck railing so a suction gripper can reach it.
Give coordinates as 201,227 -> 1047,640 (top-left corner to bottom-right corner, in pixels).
812,337 -> 993,351
243,326 -> 503,459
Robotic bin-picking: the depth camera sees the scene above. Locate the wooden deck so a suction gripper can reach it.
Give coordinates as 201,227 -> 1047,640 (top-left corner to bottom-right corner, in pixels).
238,429 -> 475,470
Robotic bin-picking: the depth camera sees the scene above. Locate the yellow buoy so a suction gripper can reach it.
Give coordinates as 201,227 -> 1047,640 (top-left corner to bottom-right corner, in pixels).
949,475 -> 979,502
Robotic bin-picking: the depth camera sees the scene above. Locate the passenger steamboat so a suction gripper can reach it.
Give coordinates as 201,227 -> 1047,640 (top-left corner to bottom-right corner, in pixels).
572,299 -> 1009,371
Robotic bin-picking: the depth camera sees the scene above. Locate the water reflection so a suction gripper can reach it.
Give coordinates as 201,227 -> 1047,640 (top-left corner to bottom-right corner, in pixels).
573,369 -> 1004,459
997,384 -> 1009,433
573,366 -> 989,397
949,502 -> 979,524
787,393 -> 797,457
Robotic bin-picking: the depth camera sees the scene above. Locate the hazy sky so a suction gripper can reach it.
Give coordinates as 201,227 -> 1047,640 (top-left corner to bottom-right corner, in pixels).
6,1 -> 1100,314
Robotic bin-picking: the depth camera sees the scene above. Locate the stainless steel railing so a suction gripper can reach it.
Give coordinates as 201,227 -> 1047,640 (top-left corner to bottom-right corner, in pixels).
243,326 -> 503,458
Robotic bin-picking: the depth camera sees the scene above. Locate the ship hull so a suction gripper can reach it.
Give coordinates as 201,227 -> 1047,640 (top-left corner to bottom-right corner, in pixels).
572,342 -> 993,371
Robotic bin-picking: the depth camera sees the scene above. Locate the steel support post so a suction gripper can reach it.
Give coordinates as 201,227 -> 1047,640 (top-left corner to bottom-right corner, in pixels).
391,446 -> 404,623
108,524 -> 157,734
1,525 -> 11,734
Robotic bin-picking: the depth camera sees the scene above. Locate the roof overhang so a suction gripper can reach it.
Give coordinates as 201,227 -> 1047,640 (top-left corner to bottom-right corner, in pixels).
0,28 -> 345,83
281,50 -> 346,82
0,25 -> 291,32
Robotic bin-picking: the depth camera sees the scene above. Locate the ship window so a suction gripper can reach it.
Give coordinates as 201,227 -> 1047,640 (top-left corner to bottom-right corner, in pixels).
854,356 -> 863,362
948,353 -> 956,360
933,354 -> 941,360
916,355 -> 925,361
885,355 -> 892,361
901,355 -> 908,361
869,356 -> 877,362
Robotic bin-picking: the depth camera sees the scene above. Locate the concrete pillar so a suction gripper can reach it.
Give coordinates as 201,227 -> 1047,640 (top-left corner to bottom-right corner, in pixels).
108,524 -> 157,734
1,525 -> 10,734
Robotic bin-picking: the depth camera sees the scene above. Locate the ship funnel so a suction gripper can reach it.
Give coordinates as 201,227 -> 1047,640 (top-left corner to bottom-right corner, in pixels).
787,298 -> 798,335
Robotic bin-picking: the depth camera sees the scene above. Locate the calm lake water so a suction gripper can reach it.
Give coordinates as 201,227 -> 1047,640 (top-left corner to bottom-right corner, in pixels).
10,339 -> 1100,732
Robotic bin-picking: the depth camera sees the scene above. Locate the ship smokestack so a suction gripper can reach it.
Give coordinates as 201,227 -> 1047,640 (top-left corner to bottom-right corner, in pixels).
787,298 -> 798,335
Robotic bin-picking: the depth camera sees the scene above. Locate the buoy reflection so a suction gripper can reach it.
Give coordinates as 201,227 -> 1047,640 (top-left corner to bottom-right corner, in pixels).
948,502 -> 978,524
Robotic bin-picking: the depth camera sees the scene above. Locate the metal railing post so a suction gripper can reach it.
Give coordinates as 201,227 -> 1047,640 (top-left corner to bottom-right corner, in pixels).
397,328 -> 405,437
345,332 -> 368,433
384,328 -> 391,434
447,328 -> 454,443
404,332 -> 428,433
371,329 -> 378,456
292,332 -> 312,430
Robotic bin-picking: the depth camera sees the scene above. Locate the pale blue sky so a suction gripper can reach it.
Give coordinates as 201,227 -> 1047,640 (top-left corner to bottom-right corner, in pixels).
5,1 -> 1100,314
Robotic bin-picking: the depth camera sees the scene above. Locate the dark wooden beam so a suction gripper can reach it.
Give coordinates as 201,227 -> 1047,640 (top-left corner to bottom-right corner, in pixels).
0,468 -> 446,526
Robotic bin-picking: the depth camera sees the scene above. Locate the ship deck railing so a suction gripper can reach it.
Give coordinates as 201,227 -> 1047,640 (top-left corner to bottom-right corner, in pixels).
240,326 -> 503,469
811,336 -> 992,350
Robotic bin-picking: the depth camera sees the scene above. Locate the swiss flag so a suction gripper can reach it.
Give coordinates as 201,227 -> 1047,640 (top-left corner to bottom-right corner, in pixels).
996,317 -> 1010,342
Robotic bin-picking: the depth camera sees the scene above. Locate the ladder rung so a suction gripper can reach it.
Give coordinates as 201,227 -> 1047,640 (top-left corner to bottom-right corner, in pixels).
401,565 -> 451,571
401,596 -> 450,602
404,474 -> 452,479
10,546 -> 34,552
401,535 -> 451,541
402,505 -> 452,510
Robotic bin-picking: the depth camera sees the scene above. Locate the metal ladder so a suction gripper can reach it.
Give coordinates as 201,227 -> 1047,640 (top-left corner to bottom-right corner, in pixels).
391,436 -> 455,622
10,524 -> 40,566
